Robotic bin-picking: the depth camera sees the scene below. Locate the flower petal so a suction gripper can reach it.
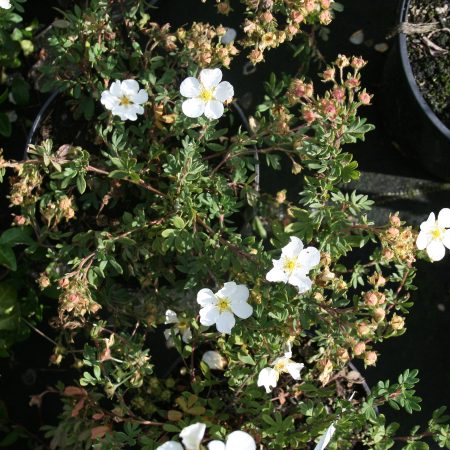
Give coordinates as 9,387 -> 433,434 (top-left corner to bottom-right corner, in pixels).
109,80 -> 123,97
438,208 -> 450,228
281,236 -> 304,258
202,351 -> 226,370
165,309 -> 179,324
231,283 -> 250,303
426,240 -> 446,262
443,230 -> 450,249
182,98 -> 205,118
208,441 -> 226,450
197,288 -> 217,307
216,311 -> 236,334
257,367 -> 278,393
182,328 -> 192,343
204,100 -> 224,120
180,77 -> 201,98
299,247 -> 321,269
230,300 -> 253,319
131,89 -> 148,105
199,305 -> 220,326
100,91 -> 118,110
214,81 -> 234,102
121,79 -> 140,95
420,212 -> 435,231
266,264 -> 288,283
156,441 -> 184,450
314,423 -> 336,450
180,423 -> 206,450
225,431 -> 256,450
288,273 -> 312,293
217,281 -> 238,299
416,230 -> 431,251
286,362 -> 304,380
200,68 -> 222,89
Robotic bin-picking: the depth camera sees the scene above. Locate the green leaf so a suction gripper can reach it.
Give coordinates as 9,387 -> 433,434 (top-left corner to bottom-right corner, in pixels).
76,175 -> 86,194
0,227 -> 33,246
0,113 -> 12,138
0,245 -> 16,271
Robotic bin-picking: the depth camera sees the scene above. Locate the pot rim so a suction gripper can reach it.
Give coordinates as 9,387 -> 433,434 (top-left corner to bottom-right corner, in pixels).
398,0 -> 450,139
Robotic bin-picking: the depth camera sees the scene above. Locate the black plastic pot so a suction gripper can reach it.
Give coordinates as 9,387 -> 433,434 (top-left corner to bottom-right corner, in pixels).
382,0 -> 450,181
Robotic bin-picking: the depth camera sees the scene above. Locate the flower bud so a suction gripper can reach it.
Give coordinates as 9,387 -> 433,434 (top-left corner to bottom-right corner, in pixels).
358,91 -> 372,105
382,248 -> 394,260
351,56 -> 367,69
319,9 -> 332,25
321,0 -> 331,8
302,108 -> 317,124
320,252 -> 332,266
373,307 -> 386,322
390,214 -> 401,227
364,291 -> 378,307
387,227 -> 399,238
13,215 -> 26,226
335,54 -> 350,69
390,314 -> 405,330
377,293 -> 386,304
345,77 -> 360,88
364,351 -> 377,366
322,67 -> 335,82
217,2 -> 231,14
357,322 -> 371,337
38,274 -> 50,289
332,87 -> 345,101
249,49 -> 263,64
291,10 -> 304,23
353,342 -> 366,356
58,278 -> 70,289
337,348 -> 350,363
202,351 -> 227,370
261,11 -> 273,22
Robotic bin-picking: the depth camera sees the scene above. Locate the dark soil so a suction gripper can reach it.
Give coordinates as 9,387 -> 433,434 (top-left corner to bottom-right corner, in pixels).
406,0 -> 450,128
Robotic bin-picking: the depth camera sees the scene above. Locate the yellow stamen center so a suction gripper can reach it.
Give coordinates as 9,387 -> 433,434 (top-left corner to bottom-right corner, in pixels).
199,89 -> 214,102
283,258 -> 298,273
432,227 -> 443,239
274,359 -> 288,373
216,297 -> 231,313
119,95 -> 133,106
178,320 -> 188,331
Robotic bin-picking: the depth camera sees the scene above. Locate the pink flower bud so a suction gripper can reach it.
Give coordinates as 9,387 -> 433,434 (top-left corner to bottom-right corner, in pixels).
364,351 -> 378,366
353,342 -> 366,356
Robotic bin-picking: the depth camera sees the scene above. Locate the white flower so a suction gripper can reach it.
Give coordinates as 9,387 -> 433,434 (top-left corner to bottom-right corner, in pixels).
180,68 -> 234,120
266,236 -> 320,293
208,431 -> 256,450
416,208 -> 450,262
314,423 -> 336,450
157,423 -> 206,450
164,309 -> 192,347
0,0 -> 11,9
197,282 -> 253,334
202,350 -> 227,370
257,346 -> 304,393
100,79 -> 148,121
257,367 -> 279,393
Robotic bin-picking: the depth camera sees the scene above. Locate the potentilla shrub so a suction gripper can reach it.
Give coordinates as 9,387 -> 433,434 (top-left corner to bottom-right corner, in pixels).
0,0 -> 449,449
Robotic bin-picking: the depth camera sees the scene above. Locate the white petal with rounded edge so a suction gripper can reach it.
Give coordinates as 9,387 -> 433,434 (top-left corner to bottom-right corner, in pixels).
438,208 -> 450,228
197,288 -> 217,307
180,77 -> 201,98
416,231 -> 431,250
299,247 -> 321,269
204,100 -> 224,119
420,213 -> 435,231
266,264 -> 288,283
109,80 -> 123,97
100,91 -> 118,110
133,105 -> 144,116
180,423 -> 206,450
221,27 -> 237,44
230,300 -> 253,319
257,367 -> 278,393
286,362 -> 304,380
214,81 -> 234,102
0,0 -> 12,9
427,240 -> 446,262
182,328 -> 192,343
163,329 -> 175,348
165,309 -> 179,324
288,273 -> 312,293
216,311 -> 236,334
199,305 -> 220,326
156,441 -> 184,450
225,431 -> 256,450
200,68 -> 222,89
314,423 -> 336,450
131,89 -> 148,105
231,283 -> 250,303
281,236 -> 304,258
121,79 -> 140,95
208,441 -> 226,450
218,281 -> 238,299
182,98 -> 205,118
443,230 -> 450,249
